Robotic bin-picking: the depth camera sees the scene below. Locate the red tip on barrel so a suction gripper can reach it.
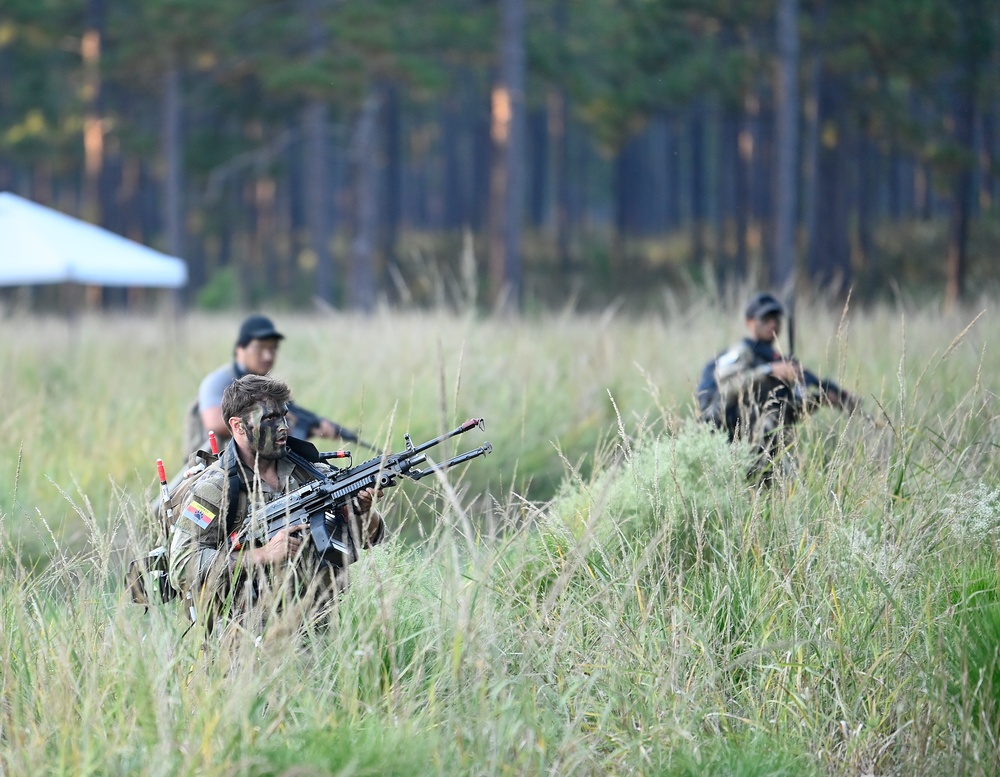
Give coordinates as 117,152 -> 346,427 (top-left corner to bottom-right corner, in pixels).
156,459 -> 167,484
209,431 -> 219,454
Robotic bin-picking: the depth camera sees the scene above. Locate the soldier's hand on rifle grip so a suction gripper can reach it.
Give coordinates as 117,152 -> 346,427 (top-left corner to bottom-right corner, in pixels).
253,524 -> 307,565
769,360 -> 802,384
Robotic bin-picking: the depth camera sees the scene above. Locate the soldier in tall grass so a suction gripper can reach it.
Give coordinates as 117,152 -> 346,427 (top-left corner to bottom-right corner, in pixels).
169,374 -> 384,634
697,291 -> 859,482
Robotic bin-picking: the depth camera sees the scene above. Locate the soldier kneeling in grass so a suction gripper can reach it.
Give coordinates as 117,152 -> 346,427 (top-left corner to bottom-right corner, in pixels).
696,292 -> 860,483
168,374 -> 384,636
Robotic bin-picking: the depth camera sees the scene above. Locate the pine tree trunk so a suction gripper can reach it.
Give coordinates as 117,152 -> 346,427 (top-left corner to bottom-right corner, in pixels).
350,91 -> 380,312
528,107 -> 548,229
772,0 -> 799,289
381,81 -> 402,289
689,102 -> 706,270
162,63 -> 184,261
304,100 -> 333,305
81,0 -> 105,227
944,91 -> 976,310
488,0 -> 526,310
550,87 -> 571,275
808,68 -> 851,293
979,109 -> 995,212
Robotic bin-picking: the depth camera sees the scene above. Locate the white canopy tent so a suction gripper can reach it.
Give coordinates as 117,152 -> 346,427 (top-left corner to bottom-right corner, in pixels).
0,192 -> 187,288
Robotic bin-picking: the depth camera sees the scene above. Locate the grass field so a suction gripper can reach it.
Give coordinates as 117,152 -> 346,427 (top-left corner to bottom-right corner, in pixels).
2,295 -> 998,775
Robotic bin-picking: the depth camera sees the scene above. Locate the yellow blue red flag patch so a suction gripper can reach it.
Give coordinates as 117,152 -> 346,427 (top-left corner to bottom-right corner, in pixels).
183,500 -> 216,530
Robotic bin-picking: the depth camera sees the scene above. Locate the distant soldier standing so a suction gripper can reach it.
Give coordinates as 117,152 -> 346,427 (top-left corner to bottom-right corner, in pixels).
697,292 -> 858,481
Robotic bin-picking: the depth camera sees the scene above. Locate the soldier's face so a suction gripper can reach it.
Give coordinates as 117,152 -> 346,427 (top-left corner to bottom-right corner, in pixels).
239,337 -> 280,375
749,313 -> 781,343
241,399 -> 289,460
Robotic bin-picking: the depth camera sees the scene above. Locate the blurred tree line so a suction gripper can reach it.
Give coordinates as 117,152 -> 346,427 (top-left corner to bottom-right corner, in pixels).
1,0 -> 997,311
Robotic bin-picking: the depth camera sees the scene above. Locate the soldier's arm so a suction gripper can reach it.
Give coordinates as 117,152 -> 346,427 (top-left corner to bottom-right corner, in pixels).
197,370 -> 234,446
167,478 -> 307,596
715,343 -> 772,402
167,470 -> 233,594
799,367 -> 857,409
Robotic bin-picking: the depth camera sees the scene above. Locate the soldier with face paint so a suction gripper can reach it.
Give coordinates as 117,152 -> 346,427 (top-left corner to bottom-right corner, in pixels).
169,374 -> 384,631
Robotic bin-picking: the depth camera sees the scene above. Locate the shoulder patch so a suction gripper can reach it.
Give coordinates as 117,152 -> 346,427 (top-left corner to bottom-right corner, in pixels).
183,500 -> 216,529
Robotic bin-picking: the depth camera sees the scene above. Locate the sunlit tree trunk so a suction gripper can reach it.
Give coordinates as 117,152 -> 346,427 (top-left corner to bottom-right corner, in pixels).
81,0 -> 105,226
488,0 -> 526,310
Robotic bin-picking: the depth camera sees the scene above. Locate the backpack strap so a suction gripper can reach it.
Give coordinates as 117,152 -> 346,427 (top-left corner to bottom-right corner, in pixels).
218,440 -> 248,536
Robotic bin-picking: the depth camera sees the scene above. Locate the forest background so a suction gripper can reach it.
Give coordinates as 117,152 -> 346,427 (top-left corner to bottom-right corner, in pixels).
1,0 -> 999,313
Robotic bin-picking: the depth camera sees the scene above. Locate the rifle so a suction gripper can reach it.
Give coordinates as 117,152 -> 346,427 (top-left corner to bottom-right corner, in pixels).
241,418 -> 493,570
783,290 -> 883,426
286,402 -> 380,453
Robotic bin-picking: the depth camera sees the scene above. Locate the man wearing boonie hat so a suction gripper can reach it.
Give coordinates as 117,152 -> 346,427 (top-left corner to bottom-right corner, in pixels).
696,292 -> 857,481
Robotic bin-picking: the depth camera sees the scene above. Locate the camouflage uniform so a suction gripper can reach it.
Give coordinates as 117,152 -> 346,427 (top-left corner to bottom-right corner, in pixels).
700,337 -> 847,481
167,447 -> 384,632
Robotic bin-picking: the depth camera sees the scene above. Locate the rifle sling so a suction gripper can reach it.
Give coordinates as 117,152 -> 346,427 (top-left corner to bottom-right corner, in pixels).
220,436 -> 329,536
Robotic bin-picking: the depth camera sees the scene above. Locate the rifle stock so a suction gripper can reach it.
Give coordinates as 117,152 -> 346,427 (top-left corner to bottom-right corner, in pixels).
244,418 -> 492,569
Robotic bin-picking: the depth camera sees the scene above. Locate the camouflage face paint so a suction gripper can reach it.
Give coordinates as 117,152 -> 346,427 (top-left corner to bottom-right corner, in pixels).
242,399 -> 289,461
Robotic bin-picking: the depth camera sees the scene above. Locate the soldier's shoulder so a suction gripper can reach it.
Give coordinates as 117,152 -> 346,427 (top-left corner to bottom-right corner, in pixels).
718,339 -> 752,366
187,464 -> 229,507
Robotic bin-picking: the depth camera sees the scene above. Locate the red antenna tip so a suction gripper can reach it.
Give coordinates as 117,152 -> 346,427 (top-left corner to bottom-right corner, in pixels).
209,431 -> 219,454
156,459 -> 167,484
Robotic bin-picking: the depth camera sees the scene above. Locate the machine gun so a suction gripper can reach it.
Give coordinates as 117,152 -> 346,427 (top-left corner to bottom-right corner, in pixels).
241,418 -> 492,570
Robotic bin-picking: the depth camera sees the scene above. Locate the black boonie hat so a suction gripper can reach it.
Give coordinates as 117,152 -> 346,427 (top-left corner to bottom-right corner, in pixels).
236,314 -> 284,347
744,292 -> 785,320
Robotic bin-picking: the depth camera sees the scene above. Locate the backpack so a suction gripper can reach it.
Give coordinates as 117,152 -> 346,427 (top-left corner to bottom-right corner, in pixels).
126,445 -> 242,608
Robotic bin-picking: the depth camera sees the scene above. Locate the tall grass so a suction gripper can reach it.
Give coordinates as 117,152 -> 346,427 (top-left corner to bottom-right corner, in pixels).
1,298 -> 998,774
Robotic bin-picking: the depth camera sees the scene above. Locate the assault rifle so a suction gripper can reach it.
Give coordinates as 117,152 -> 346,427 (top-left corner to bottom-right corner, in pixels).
285,402 -> 379,452
241,418 -> 492,570
783,289 -> 882,426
